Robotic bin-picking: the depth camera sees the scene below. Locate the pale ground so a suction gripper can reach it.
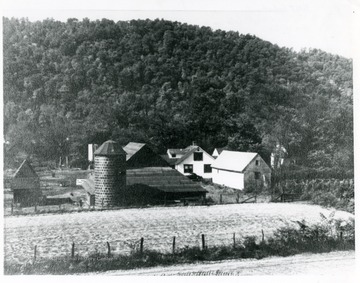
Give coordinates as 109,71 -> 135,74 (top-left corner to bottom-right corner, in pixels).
4,203 -> 354,264
85,250 -> 356,276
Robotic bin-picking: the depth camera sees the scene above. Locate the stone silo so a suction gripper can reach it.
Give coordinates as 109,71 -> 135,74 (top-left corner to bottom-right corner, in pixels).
94,140 -> 127,207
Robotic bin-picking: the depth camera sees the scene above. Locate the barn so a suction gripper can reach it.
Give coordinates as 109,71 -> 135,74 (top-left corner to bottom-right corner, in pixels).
80,141 -> 207,206
123,142 -> 170,169
11,159 -> 42,206
212,150 -> 271,190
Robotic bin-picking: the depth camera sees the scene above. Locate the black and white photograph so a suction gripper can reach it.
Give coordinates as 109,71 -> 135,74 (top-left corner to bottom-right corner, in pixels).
1,0 -> 358,279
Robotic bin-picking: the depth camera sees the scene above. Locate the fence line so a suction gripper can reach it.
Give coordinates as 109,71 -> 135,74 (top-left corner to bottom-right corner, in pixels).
6,230 -> 274,264
6,219 -> 351,265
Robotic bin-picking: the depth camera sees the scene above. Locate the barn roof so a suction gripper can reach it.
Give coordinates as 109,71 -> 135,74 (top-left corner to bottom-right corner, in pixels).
211,150 -> 258,173
127,167 -> 207,193
123,142 -> 146,160
13,159 -> 38,179
82,167 -> 206,194
94,140 -> 126,156
81,179 -> 95,194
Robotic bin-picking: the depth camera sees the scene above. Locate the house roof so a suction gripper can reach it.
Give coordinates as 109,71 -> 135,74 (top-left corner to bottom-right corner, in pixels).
167,148 -> 189,155
174,148 -> 198,165
184,145 -> 199,151
211,150 -> 258,173
160,155 -> 179,166
82,167 -> 206,194
94,140 -> 126,156
174,145 -> 214,165
13,159 -> 38,179
213,147 -> 226,155
123,142 -> 146,161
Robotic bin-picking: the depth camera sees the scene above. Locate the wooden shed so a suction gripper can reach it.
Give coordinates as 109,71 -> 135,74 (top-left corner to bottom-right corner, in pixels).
11,159 -> 42,206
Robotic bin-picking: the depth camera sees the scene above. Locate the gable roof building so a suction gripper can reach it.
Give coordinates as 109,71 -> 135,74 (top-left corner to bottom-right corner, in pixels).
212,151 -> 259,173
123,142 -> 170,169
212,150 -> 271,190
166,145 -> 215,179
13,159 -> 39,180
81,141 -> 207,206
11,159 -> 42,206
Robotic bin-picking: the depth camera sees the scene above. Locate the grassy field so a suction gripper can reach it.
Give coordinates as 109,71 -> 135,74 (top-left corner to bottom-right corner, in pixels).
4,203 -> 353,265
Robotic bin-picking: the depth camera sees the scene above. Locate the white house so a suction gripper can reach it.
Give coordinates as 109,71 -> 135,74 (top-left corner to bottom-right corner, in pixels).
212,150 -> 271,190
168,145 -> 215,179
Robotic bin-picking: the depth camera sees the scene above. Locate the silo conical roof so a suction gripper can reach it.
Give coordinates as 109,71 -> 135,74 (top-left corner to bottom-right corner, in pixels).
94,140 -> 126,156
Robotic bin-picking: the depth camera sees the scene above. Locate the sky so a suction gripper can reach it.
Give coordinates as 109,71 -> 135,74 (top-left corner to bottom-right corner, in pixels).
2,0 -> 359,59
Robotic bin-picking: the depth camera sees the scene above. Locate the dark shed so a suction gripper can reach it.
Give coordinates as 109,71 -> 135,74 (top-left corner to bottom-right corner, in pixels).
11,159 -> 42,206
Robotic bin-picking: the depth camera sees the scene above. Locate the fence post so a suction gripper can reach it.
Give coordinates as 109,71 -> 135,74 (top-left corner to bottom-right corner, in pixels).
34,245 -> 37,263
35,203 -> 37,213
201,234 -> 206,250
172,236 -> 176,254
71,242 -> 75,258
107,241 -> 111,257
220,194 -> 223,204
261,230 -> 265,243
140,237 -> 144,254
11,203 -> 13,215
233,233 -> 236,248
236,193 -> 239,204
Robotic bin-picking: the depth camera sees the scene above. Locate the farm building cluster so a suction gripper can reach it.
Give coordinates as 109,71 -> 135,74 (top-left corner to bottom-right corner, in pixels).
7,140 -> 272,208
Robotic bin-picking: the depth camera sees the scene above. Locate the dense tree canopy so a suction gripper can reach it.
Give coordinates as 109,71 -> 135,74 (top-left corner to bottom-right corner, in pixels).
3,17 -> 353,172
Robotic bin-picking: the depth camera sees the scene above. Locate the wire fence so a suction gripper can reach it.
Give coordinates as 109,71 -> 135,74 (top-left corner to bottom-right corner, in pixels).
5,229 -> 271,264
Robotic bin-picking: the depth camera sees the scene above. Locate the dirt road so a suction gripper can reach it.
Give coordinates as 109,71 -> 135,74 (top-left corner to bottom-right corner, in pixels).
88,250 -> 355,276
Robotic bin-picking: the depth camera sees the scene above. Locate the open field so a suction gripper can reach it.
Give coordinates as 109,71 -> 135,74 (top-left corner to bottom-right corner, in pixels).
4,203 -> 354,264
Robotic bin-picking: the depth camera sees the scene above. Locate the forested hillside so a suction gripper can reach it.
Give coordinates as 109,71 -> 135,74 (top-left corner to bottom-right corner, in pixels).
3,17 -> 353,172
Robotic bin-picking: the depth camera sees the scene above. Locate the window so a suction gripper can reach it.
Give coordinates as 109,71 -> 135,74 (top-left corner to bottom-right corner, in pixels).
184,164 -> 193,173
254,172 -> 261,180
256,160 -> 259,166
194,152 -> 203,161
204,164 -> 212,173
171,153 -> 176,158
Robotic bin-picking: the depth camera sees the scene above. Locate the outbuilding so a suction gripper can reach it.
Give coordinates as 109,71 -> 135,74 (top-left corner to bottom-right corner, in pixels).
11,159 -> 42,206
212,150 -> 271,190
124,142 -> 170,169
80,141 -> 207,206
